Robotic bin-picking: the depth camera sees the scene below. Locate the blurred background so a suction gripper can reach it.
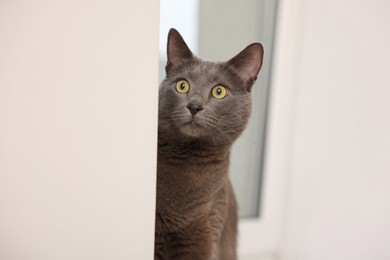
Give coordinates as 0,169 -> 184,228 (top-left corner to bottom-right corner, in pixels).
161,0 -> 390,259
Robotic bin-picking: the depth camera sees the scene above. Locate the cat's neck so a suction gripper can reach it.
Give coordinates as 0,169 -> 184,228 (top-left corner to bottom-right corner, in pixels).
158,135 -> 231,165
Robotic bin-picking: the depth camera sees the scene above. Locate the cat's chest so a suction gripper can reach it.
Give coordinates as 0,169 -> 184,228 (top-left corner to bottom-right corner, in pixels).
157,159 -> 226,192
156,159 -> 227,209
155,173 -> 230,239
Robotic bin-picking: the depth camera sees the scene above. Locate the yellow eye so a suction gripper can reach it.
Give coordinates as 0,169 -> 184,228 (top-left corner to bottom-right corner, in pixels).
211,85 -> 228,99
175,80 -> 190,94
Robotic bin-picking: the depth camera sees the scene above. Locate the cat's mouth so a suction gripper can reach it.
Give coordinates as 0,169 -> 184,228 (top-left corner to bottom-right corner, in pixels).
180,116 -> 209,137
183,117 -> 203,127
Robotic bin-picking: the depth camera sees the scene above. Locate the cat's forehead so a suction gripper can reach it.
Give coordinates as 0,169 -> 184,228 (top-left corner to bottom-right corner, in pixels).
181,60 -> 227,84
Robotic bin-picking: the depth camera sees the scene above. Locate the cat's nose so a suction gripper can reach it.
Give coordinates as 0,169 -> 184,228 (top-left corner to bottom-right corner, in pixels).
186,103 -> 204,116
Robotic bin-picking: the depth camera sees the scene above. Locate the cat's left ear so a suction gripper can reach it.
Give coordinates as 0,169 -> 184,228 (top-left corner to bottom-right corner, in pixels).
226,43 -> 264,91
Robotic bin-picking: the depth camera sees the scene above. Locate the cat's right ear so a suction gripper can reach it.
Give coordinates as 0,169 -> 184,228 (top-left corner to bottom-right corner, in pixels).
166,28 -> 193,76
226,43 -> 264,91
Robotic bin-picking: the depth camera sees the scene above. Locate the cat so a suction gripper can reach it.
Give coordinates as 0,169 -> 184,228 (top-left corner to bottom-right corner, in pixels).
155,28 -> 264,260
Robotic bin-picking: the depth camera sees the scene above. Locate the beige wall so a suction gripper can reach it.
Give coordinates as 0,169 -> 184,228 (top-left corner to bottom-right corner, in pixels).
0,1 -> 159,259
272,0 -> 390,259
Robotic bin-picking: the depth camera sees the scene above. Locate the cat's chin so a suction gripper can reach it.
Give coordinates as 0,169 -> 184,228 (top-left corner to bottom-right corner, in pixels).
179,121 -> 209,138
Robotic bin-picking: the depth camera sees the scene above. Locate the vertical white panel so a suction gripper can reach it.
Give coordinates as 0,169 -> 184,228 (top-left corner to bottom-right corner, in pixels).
0,1 -> 158,259
275,0 -> 390,259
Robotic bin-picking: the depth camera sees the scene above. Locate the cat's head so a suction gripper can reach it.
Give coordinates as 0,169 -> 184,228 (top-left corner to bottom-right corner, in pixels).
159,28 -> 263,146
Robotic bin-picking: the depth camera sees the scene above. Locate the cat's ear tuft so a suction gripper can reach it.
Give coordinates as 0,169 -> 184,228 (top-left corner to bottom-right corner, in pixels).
226,43 -> 264,91
166,28 -> 193,76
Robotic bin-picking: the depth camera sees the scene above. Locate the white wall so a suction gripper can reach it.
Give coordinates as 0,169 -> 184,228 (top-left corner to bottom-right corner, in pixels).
270,0 -> 390,259
0,1 -> 159,259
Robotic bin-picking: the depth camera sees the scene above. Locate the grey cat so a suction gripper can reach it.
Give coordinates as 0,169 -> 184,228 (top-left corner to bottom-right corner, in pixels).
155,28 -> 264,260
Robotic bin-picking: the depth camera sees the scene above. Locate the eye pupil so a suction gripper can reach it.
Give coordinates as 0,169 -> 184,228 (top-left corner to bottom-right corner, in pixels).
211,86 -> 227,99
176,80 -> 190,94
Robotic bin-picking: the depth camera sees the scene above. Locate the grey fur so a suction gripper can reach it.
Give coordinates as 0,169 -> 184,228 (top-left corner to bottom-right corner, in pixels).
155,28 -> 263,260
